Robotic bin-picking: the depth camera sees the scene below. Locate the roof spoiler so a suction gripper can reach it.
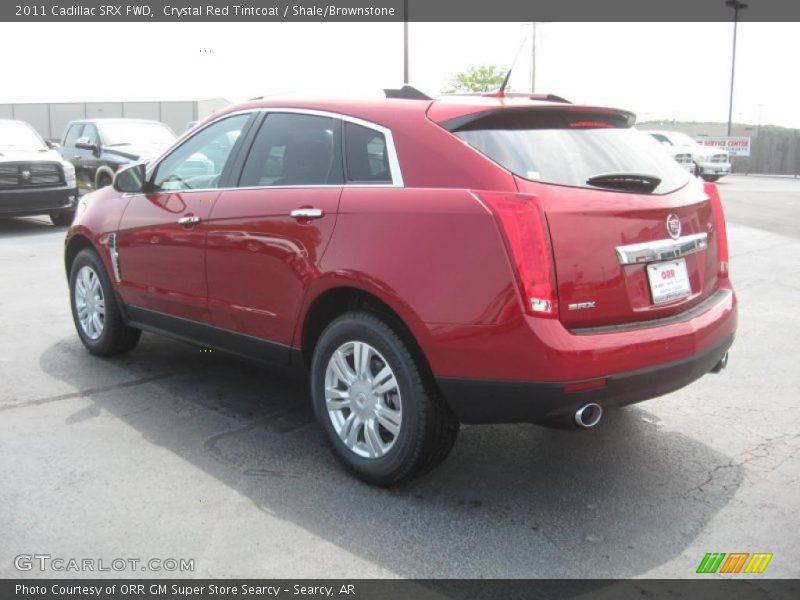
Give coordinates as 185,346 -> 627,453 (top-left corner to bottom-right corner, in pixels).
445,91 -> 571,103
384,85 -> 433,100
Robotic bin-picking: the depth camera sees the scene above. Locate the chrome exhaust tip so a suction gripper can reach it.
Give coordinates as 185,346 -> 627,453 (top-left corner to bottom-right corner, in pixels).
574,403 -> 603,428
711,351 -> 729,374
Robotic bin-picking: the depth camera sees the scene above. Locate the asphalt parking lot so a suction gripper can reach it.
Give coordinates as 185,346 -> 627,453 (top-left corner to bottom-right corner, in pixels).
1,175 -> 798,579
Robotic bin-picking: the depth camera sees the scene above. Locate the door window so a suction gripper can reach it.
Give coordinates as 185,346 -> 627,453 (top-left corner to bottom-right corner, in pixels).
63,124 -> 84,146
239,113 -> 342,187
344,122 -> 392,184
82,124 -> 99,145
152,114 -> 250,192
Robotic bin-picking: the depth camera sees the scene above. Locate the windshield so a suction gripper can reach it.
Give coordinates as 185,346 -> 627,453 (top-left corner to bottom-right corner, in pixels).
454,120 -> 690,194
100,122 -> 176,147
0,121 -> 47,149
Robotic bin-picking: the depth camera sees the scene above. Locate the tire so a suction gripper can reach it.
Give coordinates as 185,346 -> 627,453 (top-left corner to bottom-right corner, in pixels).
310,311 -> 459,486
693,162 -> 702,177
701,174 -> 721,182
96,172 -> 113,189
50,211 -> 75,227
69,248 -> 141,356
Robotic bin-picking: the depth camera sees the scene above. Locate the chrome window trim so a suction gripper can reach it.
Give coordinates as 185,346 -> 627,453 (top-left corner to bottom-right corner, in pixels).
146,107 -> 404,193
615,233 -> 708,266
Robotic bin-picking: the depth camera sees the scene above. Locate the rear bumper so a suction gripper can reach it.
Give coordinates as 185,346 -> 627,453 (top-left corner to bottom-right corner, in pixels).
437,334 -> 733,427
427,286 -> 737,426
0,186 -> 78,217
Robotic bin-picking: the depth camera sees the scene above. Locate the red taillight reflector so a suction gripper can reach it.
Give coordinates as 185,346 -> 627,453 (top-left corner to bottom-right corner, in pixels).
564,379 -> 607,394
474,192 -> 558,317
704,181 -> 729,278
568,120 -> 615,129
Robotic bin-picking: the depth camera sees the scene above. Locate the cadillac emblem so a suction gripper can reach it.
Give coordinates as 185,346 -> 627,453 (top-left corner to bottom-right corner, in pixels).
666,214 -> 681,240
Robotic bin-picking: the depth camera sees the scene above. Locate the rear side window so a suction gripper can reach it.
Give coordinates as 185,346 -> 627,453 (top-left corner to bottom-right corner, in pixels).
344,122 -> 392,184
451,110 -> 690,194
63,124 -> 83,146
240,113 -> 342,187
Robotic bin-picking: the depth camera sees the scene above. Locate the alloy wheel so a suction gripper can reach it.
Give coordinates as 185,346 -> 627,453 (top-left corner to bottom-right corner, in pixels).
324,341 -> 402,459
74,265 -> 105,340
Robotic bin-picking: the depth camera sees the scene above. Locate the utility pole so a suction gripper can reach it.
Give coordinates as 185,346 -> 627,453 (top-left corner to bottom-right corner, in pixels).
725,0 -> 748,136
403,0 -> 409,83
530,22 -> 537,93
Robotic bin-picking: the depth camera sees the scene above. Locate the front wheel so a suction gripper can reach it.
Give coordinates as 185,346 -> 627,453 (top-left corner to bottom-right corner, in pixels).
701,174 -> 721,182
69,248 -> 141,355
310,311 -> 459,486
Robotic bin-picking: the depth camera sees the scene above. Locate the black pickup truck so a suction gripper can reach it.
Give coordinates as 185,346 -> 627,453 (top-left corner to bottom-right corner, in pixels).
58,118 -> 177,194
0,119 -> 78,226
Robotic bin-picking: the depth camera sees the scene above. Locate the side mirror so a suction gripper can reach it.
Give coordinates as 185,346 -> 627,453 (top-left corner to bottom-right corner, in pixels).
113,163 -> 147,194
75,137 -> 99,154
46,140 -> 60,150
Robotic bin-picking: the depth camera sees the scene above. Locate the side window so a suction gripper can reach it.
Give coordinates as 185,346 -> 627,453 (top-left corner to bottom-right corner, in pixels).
344,122 -> 392,184
152,114 -> 249,192
239,113 -> 342,187
63,124 -> 84,146
83,124 -> 99,145
651,133 -> 671,145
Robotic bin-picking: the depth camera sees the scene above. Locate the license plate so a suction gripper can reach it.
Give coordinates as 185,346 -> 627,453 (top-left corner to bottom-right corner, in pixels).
647,259 -> 692,304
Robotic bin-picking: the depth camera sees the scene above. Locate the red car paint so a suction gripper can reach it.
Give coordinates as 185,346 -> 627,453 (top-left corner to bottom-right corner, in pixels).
65,94 -> 736,425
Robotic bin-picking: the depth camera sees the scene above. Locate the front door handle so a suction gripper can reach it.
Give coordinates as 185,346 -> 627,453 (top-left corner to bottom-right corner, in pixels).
73,155 -> 81,160
178,216 -> 201,225
290,208 -> 323,219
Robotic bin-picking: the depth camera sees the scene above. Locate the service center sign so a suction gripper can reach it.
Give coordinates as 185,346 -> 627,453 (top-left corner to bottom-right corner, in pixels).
698,137 -> 751,157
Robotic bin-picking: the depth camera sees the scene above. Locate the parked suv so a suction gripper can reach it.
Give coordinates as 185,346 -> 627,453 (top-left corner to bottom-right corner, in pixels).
64,90 -> 737,485
644,130 -> 731,181
0,119 -> 78,225
59,118 -> 176,195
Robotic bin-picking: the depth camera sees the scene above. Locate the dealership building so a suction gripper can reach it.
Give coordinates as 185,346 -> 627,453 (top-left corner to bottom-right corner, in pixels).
0,98 -> 230,140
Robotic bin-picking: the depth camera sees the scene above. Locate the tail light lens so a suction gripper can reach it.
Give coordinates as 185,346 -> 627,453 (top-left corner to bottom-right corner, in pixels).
704,182 -> 729,278
475,192 -> 558,317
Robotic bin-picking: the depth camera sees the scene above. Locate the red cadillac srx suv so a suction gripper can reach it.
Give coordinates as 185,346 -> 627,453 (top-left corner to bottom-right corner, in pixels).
64,88 -> 736,485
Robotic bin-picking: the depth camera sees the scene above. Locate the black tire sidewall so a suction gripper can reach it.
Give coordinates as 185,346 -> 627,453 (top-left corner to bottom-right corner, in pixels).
69,249 -> 120,354
310,314 -> 426,483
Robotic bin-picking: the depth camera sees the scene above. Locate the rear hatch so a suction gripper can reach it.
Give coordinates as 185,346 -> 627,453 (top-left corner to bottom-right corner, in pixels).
444,105 -> 723,329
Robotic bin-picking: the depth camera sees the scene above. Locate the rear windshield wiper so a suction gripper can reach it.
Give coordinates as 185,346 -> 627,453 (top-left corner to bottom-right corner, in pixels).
586,173 -> 661,193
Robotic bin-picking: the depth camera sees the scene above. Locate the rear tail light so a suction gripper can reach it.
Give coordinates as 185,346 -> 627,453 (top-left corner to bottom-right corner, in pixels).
704,182 -> 729,278
474,192 -> 558,317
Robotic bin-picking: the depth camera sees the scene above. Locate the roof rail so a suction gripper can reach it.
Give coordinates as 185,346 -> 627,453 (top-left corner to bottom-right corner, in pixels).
384,85 -> 433,100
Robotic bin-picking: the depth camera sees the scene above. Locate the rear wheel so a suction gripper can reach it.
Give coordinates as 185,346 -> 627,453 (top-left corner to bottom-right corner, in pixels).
50,211 -> 75,227
310,311 -> 459,486
69,248 -> 141,355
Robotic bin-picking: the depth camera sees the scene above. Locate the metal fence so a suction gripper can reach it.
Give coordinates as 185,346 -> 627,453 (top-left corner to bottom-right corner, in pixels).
732,136 -> 800,177
0,99 -> 229,141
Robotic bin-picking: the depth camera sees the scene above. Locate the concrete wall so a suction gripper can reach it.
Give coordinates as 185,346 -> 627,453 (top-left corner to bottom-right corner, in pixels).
0,99 -> 229,140
733,136 -> 800,176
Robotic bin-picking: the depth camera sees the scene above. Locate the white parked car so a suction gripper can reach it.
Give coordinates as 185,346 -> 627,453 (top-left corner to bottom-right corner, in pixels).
643,130 -> 731,182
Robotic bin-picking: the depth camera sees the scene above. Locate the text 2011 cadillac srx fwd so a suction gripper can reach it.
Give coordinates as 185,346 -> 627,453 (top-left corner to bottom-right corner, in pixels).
64,88 -> 737,485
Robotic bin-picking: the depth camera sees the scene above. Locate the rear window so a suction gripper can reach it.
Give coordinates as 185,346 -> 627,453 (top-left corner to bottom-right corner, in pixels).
451,110 -> 690,194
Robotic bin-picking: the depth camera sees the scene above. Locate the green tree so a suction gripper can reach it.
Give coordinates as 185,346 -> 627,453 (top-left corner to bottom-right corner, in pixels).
448,65 -> 508,93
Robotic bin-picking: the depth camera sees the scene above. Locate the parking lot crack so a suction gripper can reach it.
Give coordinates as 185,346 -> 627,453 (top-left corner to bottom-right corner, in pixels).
0,372 -> 179,412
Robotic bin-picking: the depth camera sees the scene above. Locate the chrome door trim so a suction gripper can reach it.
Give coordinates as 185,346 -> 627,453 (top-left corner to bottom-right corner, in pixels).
615,233 -> 708,265
145,107 -> 405,191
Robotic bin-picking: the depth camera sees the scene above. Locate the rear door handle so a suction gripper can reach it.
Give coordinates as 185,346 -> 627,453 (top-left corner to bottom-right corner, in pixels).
290,208 -> 324,219
178,216 -> 201,225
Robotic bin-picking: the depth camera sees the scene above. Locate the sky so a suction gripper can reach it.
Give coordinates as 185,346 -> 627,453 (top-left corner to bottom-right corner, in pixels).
0,21 -> 797,127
